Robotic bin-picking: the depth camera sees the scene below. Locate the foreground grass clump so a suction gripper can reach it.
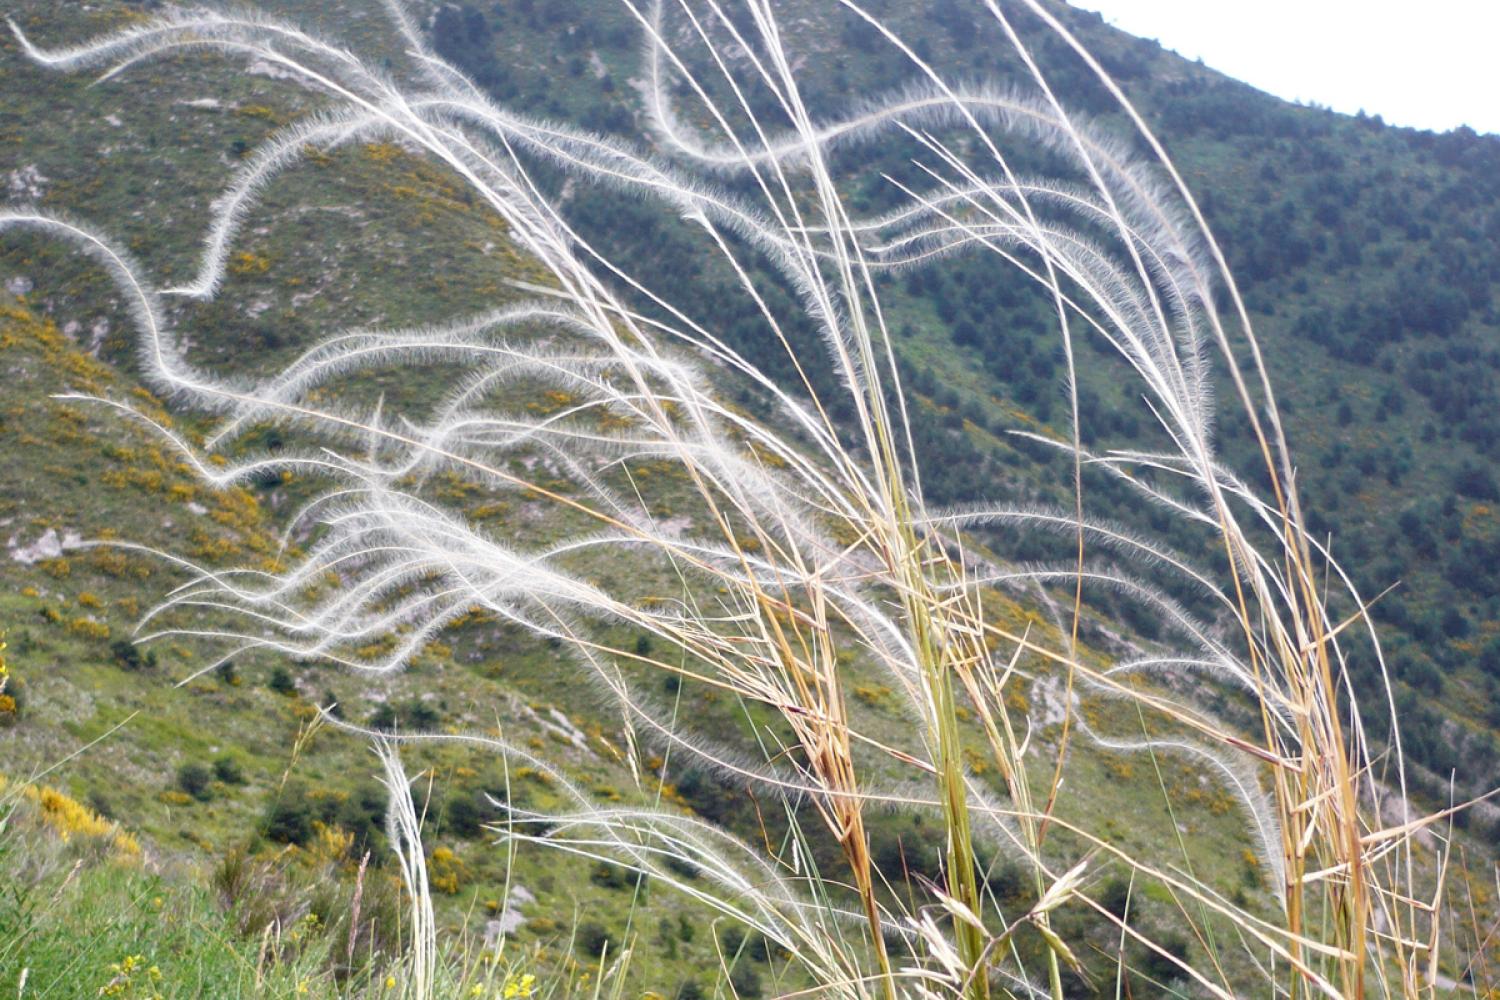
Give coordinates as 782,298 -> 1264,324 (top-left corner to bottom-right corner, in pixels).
0,783 -> 566,999
0,796 -> 336,997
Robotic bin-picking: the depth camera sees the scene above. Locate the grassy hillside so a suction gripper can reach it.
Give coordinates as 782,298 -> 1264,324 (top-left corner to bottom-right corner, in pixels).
0,6 -> 763,993
2,1 -> 1498,997
411,0 -> 1500,801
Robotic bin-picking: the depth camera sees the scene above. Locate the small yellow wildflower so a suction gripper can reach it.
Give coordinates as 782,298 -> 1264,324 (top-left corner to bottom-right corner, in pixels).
502,972 -> 537,999
99,953 -> 161,999
385,976 -> 397,990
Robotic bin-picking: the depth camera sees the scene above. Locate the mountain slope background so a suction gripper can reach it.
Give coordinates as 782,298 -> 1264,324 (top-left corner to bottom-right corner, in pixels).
427,0 -> 1500,796
2,0 -> 1499,995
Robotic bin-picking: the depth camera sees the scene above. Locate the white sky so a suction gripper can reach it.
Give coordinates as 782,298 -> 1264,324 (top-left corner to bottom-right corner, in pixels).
1077,1 -> 1500,135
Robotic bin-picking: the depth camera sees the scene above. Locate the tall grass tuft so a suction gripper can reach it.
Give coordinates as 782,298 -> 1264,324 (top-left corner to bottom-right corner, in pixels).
3,0 -> 1481,995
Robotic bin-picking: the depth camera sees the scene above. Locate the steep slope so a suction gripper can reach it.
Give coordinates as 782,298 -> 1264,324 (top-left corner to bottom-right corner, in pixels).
0,5 -> 753,992
411,0 -> 1500,803
2,1 -> 1498,995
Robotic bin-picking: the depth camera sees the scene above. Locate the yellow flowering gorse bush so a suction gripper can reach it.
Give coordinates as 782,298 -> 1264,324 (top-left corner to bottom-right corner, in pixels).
0,772 -> 140,857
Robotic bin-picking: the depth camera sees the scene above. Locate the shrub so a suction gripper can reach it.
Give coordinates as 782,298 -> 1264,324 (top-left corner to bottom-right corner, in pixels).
267,666 -> 296,696
663,854 -> 699,880
212,754 -> 245,785
69,617 -> 111,641
1456,461 -> 1499,499
1440,606 -> 1470,638
369,699 -> 439,732
440,789 -> 485,838
259,779 -> 385,855
263,786 -> 315,845
728,963 -> 762,998
576,921 -> 614,958
429,845 -> 464,895
406,701 -> 439,729
87,790 -> 114,819
1100,876 -> 1132,917
590,862 -> 631,890
333,782 -> 387,858
369,702 -> 397,731
17,781 -> 140,856
1480,638 -> 1500,679
177,762 -> 213,801
1140,934 -> 1191,986
109,640 -> 156,671
0,676 -> 22,725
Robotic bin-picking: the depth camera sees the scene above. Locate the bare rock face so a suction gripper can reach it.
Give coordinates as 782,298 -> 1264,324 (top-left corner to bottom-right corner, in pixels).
6,164 -> 48,203
482,884 -> 536,944
8,527 -> 83,564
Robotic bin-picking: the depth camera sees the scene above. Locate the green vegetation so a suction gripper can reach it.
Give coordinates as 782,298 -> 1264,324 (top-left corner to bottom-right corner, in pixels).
0,0 -> 1497,997
424,0 -> 1500,806
0,781 -> 577,999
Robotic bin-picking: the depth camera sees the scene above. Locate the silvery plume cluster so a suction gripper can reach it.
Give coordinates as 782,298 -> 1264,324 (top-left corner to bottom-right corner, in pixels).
2,1 -> 1456,996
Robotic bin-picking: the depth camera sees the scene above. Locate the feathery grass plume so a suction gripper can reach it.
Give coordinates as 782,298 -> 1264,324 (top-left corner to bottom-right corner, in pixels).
375,739 -> 436,1000
4,0 -> 1472,995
